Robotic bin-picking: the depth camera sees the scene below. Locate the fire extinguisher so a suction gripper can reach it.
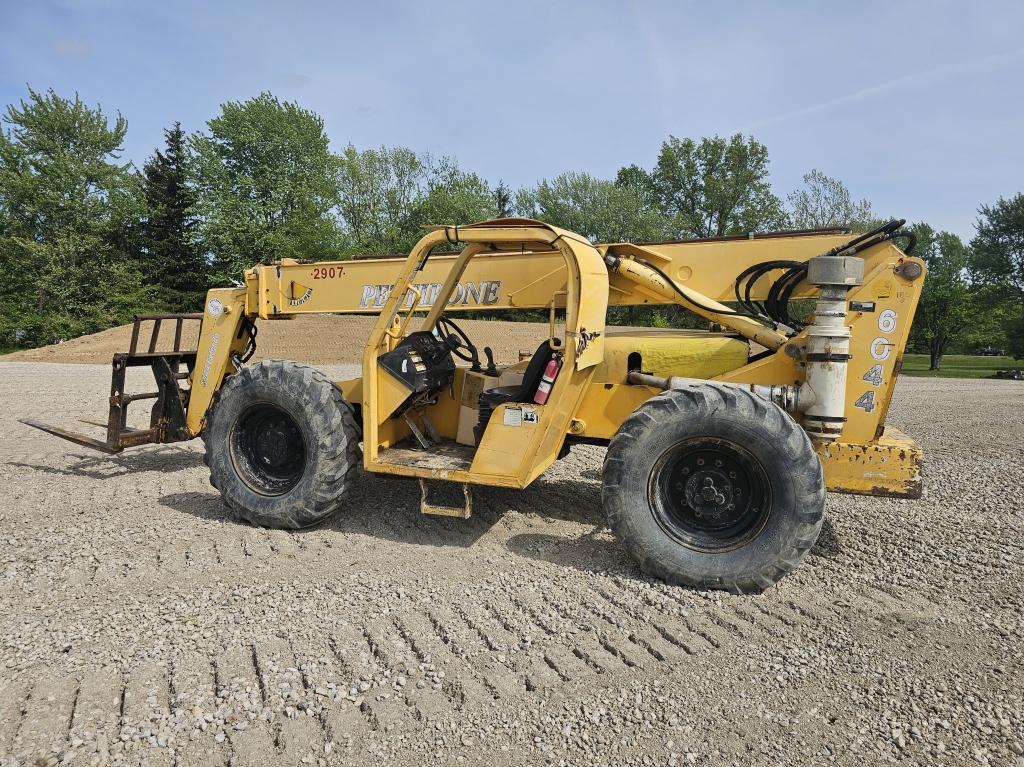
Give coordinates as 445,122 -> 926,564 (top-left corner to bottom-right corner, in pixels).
533,353 -> 563,404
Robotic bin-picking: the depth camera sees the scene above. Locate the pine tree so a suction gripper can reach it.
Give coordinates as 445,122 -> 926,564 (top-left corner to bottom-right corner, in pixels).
139,123 -> 209,311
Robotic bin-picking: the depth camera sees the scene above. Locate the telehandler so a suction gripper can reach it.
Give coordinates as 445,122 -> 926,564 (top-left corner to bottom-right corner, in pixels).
24,218 -> 926,592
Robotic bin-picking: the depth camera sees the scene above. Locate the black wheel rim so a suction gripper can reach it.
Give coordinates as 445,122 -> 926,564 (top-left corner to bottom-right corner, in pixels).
229,403 -> 307,496
648,437 -> 772,552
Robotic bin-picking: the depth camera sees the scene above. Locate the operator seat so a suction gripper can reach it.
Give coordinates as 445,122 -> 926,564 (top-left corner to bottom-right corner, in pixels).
473,340 -> 559,442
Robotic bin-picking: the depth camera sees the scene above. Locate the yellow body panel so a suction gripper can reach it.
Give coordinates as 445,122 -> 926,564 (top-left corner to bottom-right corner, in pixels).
595,329 -> 748,383
820,426 -> 923,497
185,288 -> 248,435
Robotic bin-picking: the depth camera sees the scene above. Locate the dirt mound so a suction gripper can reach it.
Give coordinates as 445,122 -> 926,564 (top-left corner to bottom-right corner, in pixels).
1,314 -> 555,366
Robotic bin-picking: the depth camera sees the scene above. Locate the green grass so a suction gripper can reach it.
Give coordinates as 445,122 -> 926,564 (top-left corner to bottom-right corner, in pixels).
901,353 -> 1019,379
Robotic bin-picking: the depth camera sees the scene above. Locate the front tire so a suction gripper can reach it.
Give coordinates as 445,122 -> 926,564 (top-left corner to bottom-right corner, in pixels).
602,384 -> 824,593
203,360 -> 361,529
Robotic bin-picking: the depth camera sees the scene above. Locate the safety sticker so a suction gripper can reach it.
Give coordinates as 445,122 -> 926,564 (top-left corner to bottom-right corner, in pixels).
503,406 -> 539,427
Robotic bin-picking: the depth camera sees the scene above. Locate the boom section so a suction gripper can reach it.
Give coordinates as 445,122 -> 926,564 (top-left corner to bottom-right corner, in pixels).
240,229 -> 877,318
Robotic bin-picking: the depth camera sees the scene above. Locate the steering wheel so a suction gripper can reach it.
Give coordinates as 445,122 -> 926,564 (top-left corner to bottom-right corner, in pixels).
436,316 -> 480,368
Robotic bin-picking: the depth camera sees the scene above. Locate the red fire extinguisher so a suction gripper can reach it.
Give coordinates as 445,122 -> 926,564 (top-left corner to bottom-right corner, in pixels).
533,353 -> 563,404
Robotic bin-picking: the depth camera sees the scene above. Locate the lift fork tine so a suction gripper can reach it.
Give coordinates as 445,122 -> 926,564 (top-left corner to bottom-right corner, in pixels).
20,313 -> 203,454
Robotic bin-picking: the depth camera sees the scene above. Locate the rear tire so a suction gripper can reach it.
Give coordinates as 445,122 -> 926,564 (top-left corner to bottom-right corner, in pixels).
203,360 -> 361,530
602,383 -> 824,593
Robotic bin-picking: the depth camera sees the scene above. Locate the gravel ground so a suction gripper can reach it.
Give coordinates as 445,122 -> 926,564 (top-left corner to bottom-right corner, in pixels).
0,362 -> 1021,767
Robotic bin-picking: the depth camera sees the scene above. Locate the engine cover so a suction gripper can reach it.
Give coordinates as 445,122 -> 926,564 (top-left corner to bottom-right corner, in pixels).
378,331 -> 457,396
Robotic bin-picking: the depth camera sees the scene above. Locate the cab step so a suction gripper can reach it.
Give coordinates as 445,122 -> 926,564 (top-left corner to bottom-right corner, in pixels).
418,479 -> 472,519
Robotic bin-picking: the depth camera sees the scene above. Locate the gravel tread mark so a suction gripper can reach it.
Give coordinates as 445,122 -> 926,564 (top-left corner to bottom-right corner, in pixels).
68,669 -> 122,757
394,612 -> 494,710
533,593 -> 615,675
537,646 -> 584,682
328,623 -> 394,732
603,384 -> 824,593
782,597 -> 825,623
213,646 -> 276,766
267,530 -> 301,559
172,651 -> 227,767
567,596 -> 661,670
805,554 -> 918,606
713,602 -> 771,635
255,638 -> 326,767
694,609 -> 752,642
204,361 -> 361,530
360,623 -> 420,731
430,604 -> 522,699
185,537 -> 220,573
13,672 -> 77,763
472,600 -> 564,692
594,633 -> 647,670
601,580 -> 719,651
289,644 -> 372,756
450,602 -> 503,652
4,367 -> 1023,765
120,662 -> 174,766
213,536 -> 246,570
583,586 -> 695,661
506,593 -> 559,637
480,598 -> 533,647
159,540 -> 189,575
240,531 -> 272,561
0,680 -> 29,756
725,602 -> 790,638
382,617 -> 458,725
748,598 -> 803,628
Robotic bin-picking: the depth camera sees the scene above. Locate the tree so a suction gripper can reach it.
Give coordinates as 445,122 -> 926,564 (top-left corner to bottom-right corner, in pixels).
493,180 -> 513,218
405,158 -> 496,241
970,193 -> 1024,362
190,93 -> 343,281
515,171 -> 670,243
138,123 -> 209,311
971,194 -> 1024,296
907,223 -> 987,370
651,134 -> 787,238
787,169 -> 875,231
615,164 -> 657,208
335,144 -> 426,255
0,87 -> 149,345
1006,314 -> 1024,360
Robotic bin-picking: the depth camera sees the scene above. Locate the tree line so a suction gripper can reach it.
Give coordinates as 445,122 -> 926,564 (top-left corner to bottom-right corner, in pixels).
0,86 -> 1020,368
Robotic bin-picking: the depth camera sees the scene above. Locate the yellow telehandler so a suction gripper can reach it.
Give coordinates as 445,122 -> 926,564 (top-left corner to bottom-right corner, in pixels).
24,218 -> 926,592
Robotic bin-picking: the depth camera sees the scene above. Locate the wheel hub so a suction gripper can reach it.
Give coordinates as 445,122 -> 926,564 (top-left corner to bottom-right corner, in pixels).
650,437 -> 771,552
231,403 -> 307,496
254,417 -> 300,468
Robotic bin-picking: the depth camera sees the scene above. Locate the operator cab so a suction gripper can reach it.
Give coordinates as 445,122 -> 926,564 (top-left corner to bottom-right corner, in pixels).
375,313 -> 562,457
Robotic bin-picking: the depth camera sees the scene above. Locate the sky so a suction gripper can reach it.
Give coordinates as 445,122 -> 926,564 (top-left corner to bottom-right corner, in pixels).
1,0 -> 1022,240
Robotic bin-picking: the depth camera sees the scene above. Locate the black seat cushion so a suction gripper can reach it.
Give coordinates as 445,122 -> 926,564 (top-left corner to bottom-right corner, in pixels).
479,340 -> 555,407
478,384 -> 520,409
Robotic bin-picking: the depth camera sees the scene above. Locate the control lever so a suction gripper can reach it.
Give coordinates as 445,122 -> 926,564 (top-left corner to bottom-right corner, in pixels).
483,346 -> 498,377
